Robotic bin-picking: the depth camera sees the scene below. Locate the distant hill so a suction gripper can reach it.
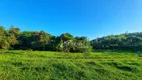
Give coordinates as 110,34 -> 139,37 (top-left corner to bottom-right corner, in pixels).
91,32 -> 142,51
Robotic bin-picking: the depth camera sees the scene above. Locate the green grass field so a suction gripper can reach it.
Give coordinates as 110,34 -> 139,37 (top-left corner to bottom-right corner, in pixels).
0,50 -> 142,80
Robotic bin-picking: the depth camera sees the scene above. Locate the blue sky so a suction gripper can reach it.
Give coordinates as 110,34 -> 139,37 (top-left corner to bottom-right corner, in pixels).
0,0 -> 142,40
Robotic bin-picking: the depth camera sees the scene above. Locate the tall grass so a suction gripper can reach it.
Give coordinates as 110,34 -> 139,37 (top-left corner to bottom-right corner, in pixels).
0,50 -> 141,80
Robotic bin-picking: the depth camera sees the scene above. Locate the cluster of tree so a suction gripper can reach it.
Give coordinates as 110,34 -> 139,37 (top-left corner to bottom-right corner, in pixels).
1,26 -> 142,52
0,26 -> 91,53
91,32 -> 142,51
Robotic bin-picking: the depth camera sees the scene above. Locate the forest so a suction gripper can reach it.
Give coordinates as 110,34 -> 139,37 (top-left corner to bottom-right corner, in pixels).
91,32 -> 142,51
0,26 -> 142,52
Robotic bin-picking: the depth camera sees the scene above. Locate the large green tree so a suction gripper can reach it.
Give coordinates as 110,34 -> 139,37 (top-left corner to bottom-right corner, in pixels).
0,26 -> 9,49
7,26 -> 20,49
30,31 -> 51,50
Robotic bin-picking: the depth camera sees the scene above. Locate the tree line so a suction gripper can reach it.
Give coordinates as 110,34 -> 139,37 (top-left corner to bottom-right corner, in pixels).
1,26 -> 142,52
0,26 -> 91,53
91,32 -> 142,51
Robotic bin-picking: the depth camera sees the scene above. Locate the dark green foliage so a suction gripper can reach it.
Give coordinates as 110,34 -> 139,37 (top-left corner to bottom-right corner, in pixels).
18,31 -> 33,49
1,25 -> 142,52
91,32 -> 142,51
0,26 -> 91,53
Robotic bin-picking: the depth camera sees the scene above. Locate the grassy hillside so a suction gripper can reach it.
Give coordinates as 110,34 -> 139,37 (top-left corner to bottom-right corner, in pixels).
0,50 -> 142,80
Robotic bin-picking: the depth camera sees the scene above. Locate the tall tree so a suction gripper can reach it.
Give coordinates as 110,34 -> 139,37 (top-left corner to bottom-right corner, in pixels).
7,26 -> 20,49
0,26 -> 9,49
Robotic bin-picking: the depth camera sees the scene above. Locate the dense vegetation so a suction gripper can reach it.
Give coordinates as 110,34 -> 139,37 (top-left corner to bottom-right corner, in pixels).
91,32 -> 142,51
0,26 -> 142,80
0,26 -> 91,53
1,26 -> 142,52
0,50 -> 141,80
